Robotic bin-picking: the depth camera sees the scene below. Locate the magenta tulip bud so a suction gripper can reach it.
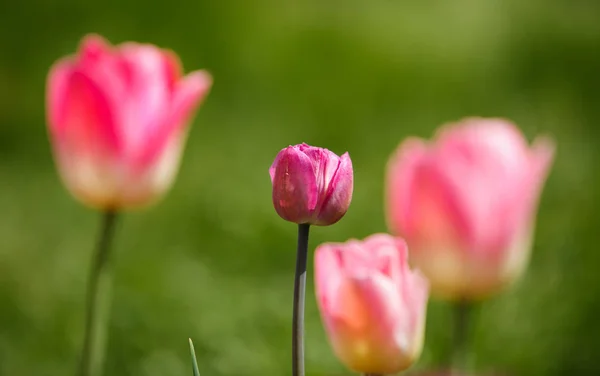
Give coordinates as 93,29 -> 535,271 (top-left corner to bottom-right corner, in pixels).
269,143 -> 353,226
46,34 -> 212,210
386,117 -> 555,300
315,234 -> 429,374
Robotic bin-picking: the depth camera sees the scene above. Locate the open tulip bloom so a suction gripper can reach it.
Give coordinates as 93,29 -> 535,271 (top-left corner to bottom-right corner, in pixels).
47,34 -> 212,210
385,117 -> 555,372
46,34 -> 212,376
269,143 -> 353,376
315,234 -> 429,375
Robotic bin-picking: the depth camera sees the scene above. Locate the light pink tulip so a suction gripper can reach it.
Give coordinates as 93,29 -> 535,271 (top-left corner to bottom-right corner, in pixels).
315,234 -> 429,374
46,34 -> 212,210
269,143 -> 353,225
386,117 -> 555,300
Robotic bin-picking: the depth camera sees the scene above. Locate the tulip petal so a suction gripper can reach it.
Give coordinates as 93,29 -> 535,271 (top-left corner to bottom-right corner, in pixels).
347,273 -> 403,335
385,138 -> 430,238
331,272 -> 416,374
315,243 -> 356,324
47,58 -> 74,136
74,35 -> 131,127
169,70 -> 213,133
316,152 -> 353,225
362,234 -> 429,342
315,241 -> 395,334
317,235 -> 416,337
315,243 -> 373,331
271,147 -> 318,223
54,69 -> 121,159
78,34 -> 112,66
76,35 -> 128,100
135,70 -> 212,170
118,44 -> 174,137
432,118 -> 534,253
268,161 -> 278,183
361,234 -> 405,284
530,135 -> 556,190
512,135 -> 556,228
161,49 -> 183,92
315,243 -> 343,313
386,138 -> 466,250
341,240 -> 377,277
401,267 -> 429,344
269,144 -> 301,183
301,147 -> 339,194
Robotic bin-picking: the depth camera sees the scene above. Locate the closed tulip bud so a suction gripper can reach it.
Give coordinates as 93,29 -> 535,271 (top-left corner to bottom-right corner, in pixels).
315,234 -> 429,374
46,34 -> 212,210
269,143 -> 353,226
386,118 -> 555,300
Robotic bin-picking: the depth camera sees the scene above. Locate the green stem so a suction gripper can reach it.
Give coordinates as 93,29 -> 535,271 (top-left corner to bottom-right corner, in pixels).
292,223 -> 310,376
451,299 -> 472,374
78,210 -> 119,376
189,338 -> 201,376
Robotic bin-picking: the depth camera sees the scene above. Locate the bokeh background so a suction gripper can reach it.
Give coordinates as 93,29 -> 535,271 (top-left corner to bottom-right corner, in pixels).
1,0 -> 599,375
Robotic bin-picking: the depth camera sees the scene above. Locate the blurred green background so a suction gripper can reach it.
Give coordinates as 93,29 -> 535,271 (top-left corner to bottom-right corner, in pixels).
0,0 -> 599,375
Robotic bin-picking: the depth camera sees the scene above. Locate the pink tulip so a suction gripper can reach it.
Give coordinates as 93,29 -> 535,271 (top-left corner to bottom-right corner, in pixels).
315,234 -> 429,374
386,118 -> 555,300
46,34 -> 212,210
269,143 -> 353,225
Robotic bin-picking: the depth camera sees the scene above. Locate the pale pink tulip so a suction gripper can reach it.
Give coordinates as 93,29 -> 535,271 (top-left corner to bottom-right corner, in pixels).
269,143 -> 353,225
46,34 -> 212,210
386,117 -> 555,300
315,234 -> 429,374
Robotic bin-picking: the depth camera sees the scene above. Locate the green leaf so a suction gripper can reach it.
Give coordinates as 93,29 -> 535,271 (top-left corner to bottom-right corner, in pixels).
188,338 -> 201,376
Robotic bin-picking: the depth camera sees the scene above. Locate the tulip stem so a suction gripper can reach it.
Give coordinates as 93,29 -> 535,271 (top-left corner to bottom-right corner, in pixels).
451,299 -> 472,374
78,210 -> 119,376
292,223 -> 311,376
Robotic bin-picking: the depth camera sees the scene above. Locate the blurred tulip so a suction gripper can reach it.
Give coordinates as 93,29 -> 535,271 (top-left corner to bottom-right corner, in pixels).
386,117 -> 555,300
315,234 -> 429,374
46,34 -> 212,210
269,143 -> 353,225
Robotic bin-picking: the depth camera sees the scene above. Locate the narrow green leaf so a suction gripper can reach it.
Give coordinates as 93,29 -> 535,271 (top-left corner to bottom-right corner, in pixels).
188,338 -> 201,376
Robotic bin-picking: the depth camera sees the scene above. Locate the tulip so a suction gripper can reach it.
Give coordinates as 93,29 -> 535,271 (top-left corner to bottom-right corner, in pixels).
269,143 -> 353,376
386,117 -> 555,301
46,34 -> 212,210
46,34 -> 212,376
315,234 -> 429,374
269,143 -> 353,226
